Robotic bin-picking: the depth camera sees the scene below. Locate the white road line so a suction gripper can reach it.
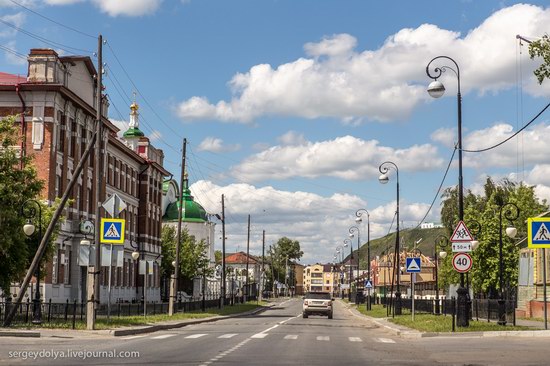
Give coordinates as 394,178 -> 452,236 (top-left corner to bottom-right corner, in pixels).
121,335 -> 147,340
279,314 -> 300,324
317,336 -> 330,341
185,333 -> 208,339
218,333 -> 238,338
376,338 -> 396,343
263,324 -> 280,332
284,334 -> 298,340
349,337 -> 362,342
251,333 -> 269,339
151,334 -> 177,340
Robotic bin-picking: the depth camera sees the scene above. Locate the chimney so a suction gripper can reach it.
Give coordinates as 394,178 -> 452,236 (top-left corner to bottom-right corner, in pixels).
27,49 -> 63,83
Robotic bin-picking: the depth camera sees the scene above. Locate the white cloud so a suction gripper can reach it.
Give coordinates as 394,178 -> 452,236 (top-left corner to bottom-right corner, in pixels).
91,0 -> 162,17
0,12 -> 26,38
175,4 -> 550,124
197,137 -> 241,153
230,135 -> 444,182
277,131 -> 307,146
463,122 -> 550,169
110,119 -> 128,137
189,180 -> 430,263
44,0 -> 84,5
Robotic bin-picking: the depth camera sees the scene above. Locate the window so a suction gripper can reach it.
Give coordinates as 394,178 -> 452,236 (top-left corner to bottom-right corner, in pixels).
52,251 -> 59,285
58,113 -> 65,153
68,119 -> 76,157
64,249 -> 71,285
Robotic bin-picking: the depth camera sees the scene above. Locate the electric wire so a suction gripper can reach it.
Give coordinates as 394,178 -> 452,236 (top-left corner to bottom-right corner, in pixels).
0,17 -> 93,55
0,43 -> 27,60
461,101 -> 550,153
413,146 -> 457,230
7,0 -> 96,39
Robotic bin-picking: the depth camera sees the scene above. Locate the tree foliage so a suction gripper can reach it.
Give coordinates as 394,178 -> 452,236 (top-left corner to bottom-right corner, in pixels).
269,237 -> 303,284
439,178 -> 548,297
0,115 -> 54,296
160,225 -> 211,286
529,34 -> 550,84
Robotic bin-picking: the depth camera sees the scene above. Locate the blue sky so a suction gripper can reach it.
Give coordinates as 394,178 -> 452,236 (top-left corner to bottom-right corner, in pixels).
2,0 -> 550,264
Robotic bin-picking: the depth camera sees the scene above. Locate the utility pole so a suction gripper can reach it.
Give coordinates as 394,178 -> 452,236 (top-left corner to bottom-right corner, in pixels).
245,214 -> 250,302
260,230 -> 265,301
221,194 -> 226,308
169,138 -> 186,316
89,34 -> 104,330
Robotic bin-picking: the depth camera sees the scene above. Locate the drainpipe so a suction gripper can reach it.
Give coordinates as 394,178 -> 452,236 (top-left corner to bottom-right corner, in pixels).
16,84 -> 26,169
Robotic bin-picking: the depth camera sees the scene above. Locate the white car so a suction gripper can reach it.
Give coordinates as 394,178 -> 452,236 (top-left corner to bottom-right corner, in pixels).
302,292 -> 333,319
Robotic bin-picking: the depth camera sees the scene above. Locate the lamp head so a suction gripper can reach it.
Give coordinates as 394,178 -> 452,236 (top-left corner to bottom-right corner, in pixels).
355,217 -> 362,224
23,221 -> 35,236
172,260 -> 176,267
344,243 -> 348,248
427,80 -> 445,98
80,239 -> 91,246
439,251 -> 447,259
378,173 -> 389,184
349,233 -> 354,239
505,226 -> 517,239
471,240 -> 479,250
131,251 -> 140,260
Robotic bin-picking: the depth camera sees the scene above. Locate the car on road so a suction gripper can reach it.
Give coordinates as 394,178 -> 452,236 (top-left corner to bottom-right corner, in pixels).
302,292 -> 333,319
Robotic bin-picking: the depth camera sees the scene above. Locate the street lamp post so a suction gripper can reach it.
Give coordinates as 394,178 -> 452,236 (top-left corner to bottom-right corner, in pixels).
498,203 -> 520,326
21,199 -> 43,324
355,209 -> 370,310
343,238 -> 353,301
426,55 -> 469,327
434,235 -> 449,315
378,161 -> 402,315
349,226 -> 361,301
335,245 -> 344,298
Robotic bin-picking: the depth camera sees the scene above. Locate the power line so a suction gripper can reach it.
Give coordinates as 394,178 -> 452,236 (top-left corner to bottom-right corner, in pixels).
462,101 -> 550,153
0,17 -> 93,55
0,43 -> 27,60
8,0 -> 95,39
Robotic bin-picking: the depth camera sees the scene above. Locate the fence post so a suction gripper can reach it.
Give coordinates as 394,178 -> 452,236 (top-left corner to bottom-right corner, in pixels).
81,302 -> 84,321
64,299 -> 69,322
153,301 -> 156,315
47,299 -> 52,323
117,303 -> 121,318
488,300 -> 490,323
72,300 -> 77,329
451,296 -> 456,332
475,298 -> 479,321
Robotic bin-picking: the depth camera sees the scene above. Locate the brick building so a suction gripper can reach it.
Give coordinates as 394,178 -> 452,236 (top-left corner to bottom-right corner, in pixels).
0,49 -> 171,304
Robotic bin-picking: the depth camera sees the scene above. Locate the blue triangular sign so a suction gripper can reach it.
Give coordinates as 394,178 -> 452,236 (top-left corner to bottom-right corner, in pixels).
364,280 -> 373,288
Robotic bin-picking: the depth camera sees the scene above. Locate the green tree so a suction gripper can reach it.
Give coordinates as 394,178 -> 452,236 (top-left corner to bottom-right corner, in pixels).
160,225 -> 211,289
439,178 -> 548,297
214,250 -> 222,264
529,34 -> 550,84
270,237 -> 303,284
0,115 -> 55,296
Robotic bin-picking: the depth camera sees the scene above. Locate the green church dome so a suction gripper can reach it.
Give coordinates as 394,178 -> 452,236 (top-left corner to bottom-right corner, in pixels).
123,127 -> 145,138
163,186 -> 207,223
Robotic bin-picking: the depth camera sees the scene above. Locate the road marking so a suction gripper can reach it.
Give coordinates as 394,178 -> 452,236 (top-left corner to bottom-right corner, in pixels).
121,335 -> 147,340
151,334 -> 177,340
349,337 -> 362,342
317,336 -> 330,341
263,324 -> 280,332
185,334 -> 208,339
284,334 -> 298,340
279,314 -> 300,324
251,333 -> 269,339
218,333 -> 238,338
376,338 -> 396,343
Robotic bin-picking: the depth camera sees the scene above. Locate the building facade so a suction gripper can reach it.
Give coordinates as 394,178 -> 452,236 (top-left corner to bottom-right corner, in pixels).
0,49 -> 170,305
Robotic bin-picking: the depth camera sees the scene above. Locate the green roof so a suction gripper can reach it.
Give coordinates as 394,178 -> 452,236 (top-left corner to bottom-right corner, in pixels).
163,187 -> 207,223
123,127 -> 145,138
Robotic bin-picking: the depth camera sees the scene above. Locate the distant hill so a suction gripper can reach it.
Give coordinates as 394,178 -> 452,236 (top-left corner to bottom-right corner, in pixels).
348,227 -> 447,268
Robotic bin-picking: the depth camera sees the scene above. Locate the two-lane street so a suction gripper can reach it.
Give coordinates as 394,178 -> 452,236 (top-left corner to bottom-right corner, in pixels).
2,299 -> 550,365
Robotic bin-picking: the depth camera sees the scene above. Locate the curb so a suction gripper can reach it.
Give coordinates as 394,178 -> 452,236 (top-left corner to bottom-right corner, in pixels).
0,303 -> 274,338
341,300 -> 550,338
0,330 -> 40,338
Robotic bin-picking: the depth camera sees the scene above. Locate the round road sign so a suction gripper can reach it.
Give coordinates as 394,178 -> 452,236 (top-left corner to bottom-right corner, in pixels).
452,253 -> 472,273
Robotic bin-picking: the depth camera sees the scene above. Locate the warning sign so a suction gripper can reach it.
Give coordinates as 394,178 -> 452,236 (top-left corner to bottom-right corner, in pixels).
100,218 -> 125,244
450,221 -> 474,243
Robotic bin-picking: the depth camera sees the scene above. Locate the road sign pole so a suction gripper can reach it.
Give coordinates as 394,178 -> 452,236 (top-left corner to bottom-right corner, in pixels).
107,243 -> 113,320
412,273 -> 415,321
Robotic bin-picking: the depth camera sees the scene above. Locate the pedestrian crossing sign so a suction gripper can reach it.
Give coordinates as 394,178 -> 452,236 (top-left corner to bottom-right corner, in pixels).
364,280 -> 373,289
528,217 -> 550,248
100,218 -> 125,244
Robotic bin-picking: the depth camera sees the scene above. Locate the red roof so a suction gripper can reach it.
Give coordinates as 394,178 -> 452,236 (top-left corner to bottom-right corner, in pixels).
225,252 -> 260,265
0,72 -> 26,85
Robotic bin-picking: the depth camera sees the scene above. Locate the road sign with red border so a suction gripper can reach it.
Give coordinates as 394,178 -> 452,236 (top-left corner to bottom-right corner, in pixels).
452,253 -> 472,273
450,221 -> 474,242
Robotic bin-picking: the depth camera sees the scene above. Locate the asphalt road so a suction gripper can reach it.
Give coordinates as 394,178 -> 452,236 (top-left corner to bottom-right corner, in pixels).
1,298 -> 550,365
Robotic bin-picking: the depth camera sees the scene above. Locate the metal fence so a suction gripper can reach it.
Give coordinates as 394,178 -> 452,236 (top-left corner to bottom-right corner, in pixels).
0,295 -> 257,329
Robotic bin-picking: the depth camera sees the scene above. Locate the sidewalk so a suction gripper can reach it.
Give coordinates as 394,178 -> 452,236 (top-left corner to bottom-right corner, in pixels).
0,301 -> 277,338
341,300 -> 550,338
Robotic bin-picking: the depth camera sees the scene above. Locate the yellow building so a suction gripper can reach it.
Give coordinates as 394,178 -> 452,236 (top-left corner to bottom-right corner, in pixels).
303,264 -> 337,294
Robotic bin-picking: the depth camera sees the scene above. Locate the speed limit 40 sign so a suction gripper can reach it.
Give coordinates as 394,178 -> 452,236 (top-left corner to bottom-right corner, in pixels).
452,253 -> 472,273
